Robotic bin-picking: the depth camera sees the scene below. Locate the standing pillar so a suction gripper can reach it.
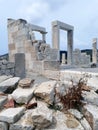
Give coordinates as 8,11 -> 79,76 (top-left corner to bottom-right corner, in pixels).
52,25 -> 60,49
61,53 -> 66,64
67,30 -> 73,65
92,38 -> 97,63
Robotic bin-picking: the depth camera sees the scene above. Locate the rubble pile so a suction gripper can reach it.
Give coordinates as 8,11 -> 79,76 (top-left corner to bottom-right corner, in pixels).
0,75 -> 97,130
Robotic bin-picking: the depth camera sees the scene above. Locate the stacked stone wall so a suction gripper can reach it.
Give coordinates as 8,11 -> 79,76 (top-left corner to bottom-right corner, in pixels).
0,54 -> 15,76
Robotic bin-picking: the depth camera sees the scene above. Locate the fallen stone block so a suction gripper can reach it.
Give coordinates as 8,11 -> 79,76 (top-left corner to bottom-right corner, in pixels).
0,77 -> 20,93
0,121 -> 8,130
18,78 -> 33,88
34,81 -> 57,104
11,85 -> 36,104
44,111 -> 84,130
10,110 -> 34,130
82,90 -> 98,106
82,104 -> 98,130
32,101 -> 53,129
0,107 -> 25,123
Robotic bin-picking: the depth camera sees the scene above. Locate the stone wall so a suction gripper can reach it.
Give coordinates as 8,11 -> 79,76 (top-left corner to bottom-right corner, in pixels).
7,19 -> 59,77
0,54 -> 15,76
73,49 -> 90,67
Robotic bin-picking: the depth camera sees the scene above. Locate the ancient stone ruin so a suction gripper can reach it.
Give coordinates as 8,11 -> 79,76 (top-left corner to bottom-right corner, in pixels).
0,18 -> 98,130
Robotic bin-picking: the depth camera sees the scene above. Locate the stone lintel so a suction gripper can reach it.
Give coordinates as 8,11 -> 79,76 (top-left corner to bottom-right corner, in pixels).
27,24 -> 47,34
52,20 -> 74,31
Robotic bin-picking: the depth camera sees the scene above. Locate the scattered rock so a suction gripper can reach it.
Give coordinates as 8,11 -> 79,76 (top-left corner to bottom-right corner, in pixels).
11,85 -> 37,104
34,81 -> 57,104
82,104 -> 98,130
45,111 -> 84,130
82,90 -> 98,106
19,78 -> 34,88
68,109 -> 92,130
10,110 -> 34,130
68,109 -> 83,120
32,101 -> 53,129
80,117 -> 92,130
0,107 -> 25,123
0,77 -> 20,93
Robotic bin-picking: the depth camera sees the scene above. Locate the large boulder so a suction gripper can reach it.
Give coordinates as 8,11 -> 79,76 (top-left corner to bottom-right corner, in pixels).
32,101 -> 53,129
34,81 -> 57,104
10,110 -> 34,130
44,111 -> 84,130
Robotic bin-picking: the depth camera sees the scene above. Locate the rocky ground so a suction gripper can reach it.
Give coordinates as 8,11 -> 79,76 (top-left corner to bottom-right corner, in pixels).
0,74 -> 98,130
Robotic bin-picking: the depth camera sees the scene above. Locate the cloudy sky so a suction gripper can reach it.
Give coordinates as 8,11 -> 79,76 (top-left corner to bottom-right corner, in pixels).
0,0 -> 98,54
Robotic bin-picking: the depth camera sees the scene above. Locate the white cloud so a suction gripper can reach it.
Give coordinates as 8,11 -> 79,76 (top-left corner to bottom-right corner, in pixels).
1,0 -> 98,54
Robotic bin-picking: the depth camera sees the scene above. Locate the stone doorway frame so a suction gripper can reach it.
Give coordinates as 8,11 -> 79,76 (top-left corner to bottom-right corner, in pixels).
52,20 -> 74,65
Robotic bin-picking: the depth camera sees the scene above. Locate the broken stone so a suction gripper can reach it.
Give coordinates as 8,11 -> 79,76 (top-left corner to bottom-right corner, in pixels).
19,78 -> 33,88
10,110 -> 34,130
44,111 -> 84,130
32,101 -> 53,129
0,77 -> 20,93
34,81 -> 57,104
68,109 -> 83,120
80,117 -> 92,130
0,121 -> 8,130
82,90 -> 98,106
0,107 -> 25,123
11,85 -> 36,104
82,104 -> 98,130
87,78 -> 98,91
68,109 -> 92,130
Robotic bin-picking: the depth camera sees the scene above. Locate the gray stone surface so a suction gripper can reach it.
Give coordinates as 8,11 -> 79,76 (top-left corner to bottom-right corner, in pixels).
68,109 -> 92,130
0,107 -> 25,123
32,101 -> 53,129
15,53 -> 25,78
0,77 -> 20,93
11,85 -> 36,104
82,104 -> 98,130
80,118 -> 92,130
10,110 -> 34,130
34,81 -> 57,104
82,90 -> 98,105
0,122 -> 8,130
44,111 -> 84,130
